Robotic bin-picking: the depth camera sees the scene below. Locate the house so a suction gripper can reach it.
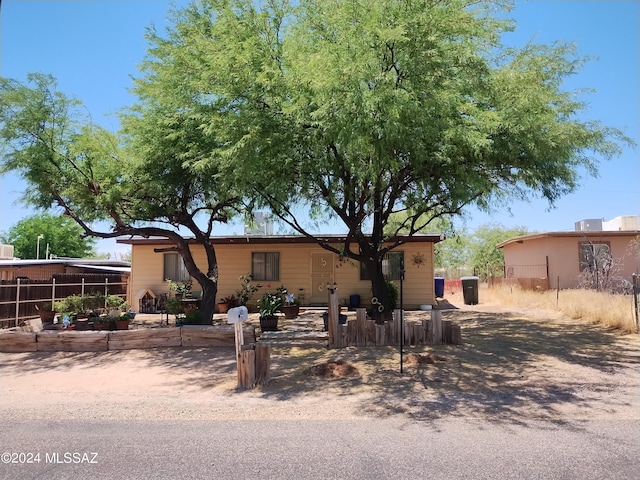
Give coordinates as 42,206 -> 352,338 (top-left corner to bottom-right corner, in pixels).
117,234 -> 444,311
496,230 -> 639,290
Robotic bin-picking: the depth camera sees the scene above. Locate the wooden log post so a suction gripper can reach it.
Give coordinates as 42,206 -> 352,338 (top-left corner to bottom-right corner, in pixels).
356,309 -> 366,346
347,319 -> 357,346
327,283 -> 339,348
424,319 -> 433,344
443,320 -> 452,345
414,323 -> 425,345
255,343 -> 271,385
451,325 -> 463,345
431,310 -> 443,345
237,346 -> 256,389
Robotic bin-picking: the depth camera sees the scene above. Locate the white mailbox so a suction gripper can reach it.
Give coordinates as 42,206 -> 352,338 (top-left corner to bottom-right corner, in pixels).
227,306 -> 248,323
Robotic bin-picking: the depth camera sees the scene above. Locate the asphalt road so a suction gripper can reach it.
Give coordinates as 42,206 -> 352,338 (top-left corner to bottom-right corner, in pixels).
1,417 -> 638,480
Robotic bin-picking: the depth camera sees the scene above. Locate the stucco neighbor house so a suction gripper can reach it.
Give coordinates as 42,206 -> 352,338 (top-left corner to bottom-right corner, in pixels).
117,234 -> 444,312
496,230 -> 640,290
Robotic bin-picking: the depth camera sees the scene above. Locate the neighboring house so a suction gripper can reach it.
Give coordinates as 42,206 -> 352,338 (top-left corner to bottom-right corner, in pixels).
117,234 -> 444,311
0,258 -> 131,324
0,258 -> 131,281
496,231 -> 640,290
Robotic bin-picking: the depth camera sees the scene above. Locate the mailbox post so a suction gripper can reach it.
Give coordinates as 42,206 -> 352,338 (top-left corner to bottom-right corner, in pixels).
227,306 -> 249,358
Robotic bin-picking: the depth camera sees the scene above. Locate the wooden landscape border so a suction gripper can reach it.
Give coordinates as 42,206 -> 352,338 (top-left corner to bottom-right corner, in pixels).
0,325 -> 256,353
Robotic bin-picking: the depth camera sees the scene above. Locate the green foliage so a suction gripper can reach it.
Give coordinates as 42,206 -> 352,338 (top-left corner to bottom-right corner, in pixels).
1,213 -> 96,259
132,0 -> 630,315
385,279 -> 398,312
258,291 -> 282,318
468,223 -> 531,277
165,297 -> 184,315
105,294 -> 127,309
236,274 -> 261,306
0,71 -> 240,323
53,295 -> 86,316
166,279 -> 192,297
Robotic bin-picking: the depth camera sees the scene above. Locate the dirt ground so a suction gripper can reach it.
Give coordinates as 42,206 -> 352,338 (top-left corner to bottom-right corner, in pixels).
1,299 -> 639,425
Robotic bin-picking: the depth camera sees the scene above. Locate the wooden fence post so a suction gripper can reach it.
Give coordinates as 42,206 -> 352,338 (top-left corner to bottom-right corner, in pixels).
431,309 -> 442,345
328,283 -> 339,348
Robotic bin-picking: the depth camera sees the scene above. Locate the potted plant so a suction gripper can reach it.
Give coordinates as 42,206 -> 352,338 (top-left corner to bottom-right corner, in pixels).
35,302 -> 56,324
258,291 -> 282,332
217,294 -> 238,314
114,313 -> 131,330
93,316 -> 114,331
105,294 -> 127,317
281,291 -> 300,319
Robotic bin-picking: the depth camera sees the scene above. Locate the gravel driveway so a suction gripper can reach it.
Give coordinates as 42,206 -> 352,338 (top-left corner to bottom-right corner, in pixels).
1,304 -> 638,425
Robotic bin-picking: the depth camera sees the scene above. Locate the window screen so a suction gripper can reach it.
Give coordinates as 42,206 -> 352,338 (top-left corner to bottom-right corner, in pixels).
360,251 -> 404,280
252,252 -> 280,281
163,253 -> 190,282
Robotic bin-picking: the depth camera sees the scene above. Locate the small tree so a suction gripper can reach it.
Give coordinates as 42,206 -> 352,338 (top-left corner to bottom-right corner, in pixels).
0,73 -> 241,323
1,213 -> 96,259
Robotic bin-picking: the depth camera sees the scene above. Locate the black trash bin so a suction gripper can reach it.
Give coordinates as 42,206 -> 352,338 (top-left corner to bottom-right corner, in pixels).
434,277 -> 445,298
461,276 -> 479,305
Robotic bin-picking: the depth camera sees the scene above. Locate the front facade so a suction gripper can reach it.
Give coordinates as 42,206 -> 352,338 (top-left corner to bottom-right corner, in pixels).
497,231 -> 640,290
119,234 -> 443,311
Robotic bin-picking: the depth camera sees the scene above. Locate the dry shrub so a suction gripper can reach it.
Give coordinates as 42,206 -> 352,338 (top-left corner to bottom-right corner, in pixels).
308,360 -> 359,378
404,353 -> 447,365
483,284 -> 638,334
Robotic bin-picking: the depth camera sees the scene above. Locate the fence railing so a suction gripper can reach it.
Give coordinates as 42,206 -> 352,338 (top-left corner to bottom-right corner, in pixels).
0,274 -> 128,329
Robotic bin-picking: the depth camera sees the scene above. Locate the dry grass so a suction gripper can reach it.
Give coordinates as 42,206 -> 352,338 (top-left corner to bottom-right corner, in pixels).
482,283 -> 639,334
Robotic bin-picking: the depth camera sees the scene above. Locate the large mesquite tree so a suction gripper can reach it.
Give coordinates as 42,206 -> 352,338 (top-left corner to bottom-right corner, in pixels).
143,0 -> 628,318
0,73 -> 240,323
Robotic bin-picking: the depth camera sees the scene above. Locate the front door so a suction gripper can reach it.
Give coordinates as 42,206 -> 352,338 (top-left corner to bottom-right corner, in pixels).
310,251 -> 335,305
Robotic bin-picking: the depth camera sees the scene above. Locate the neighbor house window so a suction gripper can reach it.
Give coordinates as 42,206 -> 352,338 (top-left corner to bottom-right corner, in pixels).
252,252 -> 280,281
163,253 -> 190,282
578,242 -> 611,272
360,251 -> 404,281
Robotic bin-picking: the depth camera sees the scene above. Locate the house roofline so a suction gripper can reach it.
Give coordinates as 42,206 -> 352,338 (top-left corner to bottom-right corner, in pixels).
0,258 -> 131,268
116,233 -> 445,246
497,230 -> 640,249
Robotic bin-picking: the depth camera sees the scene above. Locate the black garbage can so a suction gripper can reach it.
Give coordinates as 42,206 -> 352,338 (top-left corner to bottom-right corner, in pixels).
434,277 -> 445,298
461,276 -> 479,305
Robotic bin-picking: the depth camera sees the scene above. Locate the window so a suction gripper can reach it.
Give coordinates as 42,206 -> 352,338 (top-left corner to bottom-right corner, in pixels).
163,253 -> 190,282
579,242 -> 611,272
360,251 -> 404,281
252,252 -> 280,281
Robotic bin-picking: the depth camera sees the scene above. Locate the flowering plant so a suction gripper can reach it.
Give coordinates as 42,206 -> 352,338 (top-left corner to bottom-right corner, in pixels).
285,293 -> 296,306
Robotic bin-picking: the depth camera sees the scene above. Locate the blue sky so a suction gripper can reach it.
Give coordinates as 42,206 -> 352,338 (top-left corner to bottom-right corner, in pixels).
1,0 -> 638,257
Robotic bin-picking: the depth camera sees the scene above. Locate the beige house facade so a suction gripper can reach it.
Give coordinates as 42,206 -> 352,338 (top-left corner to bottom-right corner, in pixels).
497,231 -> 640,290
118,234 -> 443,311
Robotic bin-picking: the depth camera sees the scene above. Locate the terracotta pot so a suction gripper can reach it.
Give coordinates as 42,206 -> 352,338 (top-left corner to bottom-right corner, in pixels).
114,319 -> 130,330
282,305 -> 299,319
217,302 -> 230,314
39,310 -> 56,324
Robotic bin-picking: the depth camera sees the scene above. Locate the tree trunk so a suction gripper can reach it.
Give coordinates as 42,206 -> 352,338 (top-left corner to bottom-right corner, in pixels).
363,258 -> 391,324
199,279 -> 217,325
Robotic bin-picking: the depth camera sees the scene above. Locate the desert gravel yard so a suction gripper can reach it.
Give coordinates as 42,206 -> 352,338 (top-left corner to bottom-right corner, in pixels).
1,304 -> 638,425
